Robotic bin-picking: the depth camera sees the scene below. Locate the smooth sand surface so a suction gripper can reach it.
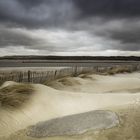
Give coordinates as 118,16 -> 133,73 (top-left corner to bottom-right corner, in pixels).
1,72 -> 140,139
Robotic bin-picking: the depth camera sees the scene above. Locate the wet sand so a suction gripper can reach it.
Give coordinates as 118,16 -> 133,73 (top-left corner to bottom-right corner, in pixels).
27,110 -> 119,138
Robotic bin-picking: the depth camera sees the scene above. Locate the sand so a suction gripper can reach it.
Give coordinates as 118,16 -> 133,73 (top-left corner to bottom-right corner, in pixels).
0,72 -> 140,140
27,110 -> 119,138
47,72 -> 140,93
5,105 -> 140,140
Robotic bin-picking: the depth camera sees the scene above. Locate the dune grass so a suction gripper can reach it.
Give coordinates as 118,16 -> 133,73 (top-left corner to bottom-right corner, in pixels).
105,66 -> 134,75
0,84 -> 34,108
78,74 -> 94,80
58,78 -> 81,86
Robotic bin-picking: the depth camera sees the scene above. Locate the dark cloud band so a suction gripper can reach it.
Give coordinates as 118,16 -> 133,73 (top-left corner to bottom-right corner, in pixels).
0,0 -> 76,28
75,0 -> 140,18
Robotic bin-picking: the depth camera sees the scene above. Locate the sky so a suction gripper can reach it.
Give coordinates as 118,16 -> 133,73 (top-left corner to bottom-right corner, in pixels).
0,0 -> 140,56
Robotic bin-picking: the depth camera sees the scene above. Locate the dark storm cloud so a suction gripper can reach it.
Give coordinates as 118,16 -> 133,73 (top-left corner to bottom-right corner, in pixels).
75,0 -> 140,18
0,0 -> 76,28
0,0 -> 140,56
0,0 -> 140,28
0,28 -> 41,47
92,20 -> 140,51
17,0 -> 44,7
109,28 -> 140,44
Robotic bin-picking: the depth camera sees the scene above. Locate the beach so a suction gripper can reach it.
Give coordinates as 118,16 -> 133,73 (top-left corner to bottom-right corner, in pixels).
0,72 -> 140,140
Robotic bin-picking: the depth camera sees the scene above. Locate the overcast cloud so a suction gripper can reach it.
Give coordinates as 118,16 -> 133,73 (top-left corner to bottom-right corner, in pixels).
0,0 -> 140,56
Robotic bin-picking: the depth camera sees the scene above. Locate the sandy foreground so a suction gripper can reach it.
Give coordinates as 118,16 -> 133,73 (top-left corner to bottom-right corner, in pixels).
1,72 -> 140,140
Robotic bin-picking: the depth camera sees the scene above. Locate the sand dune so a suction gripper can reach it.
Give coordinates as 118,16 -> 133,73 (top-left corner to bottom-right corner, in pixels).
0,73 -> 140,139
47,72 -> 140,93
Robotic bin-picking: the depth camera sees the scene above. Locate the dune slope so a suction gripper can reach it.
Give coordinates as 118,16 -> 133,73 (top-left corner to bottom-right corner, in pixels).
0,73 -> 140,139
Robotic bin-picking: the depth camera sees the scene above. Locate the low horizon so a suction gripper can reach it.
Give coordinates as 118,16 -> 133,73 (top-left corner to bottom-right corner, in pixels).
1,55 -> 140,57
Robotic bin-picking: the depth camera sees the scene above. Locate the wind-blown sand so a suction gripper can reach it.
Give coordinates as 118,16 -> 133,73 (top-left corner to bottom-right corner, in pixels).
0,72 -> 140,140
47,72 -> 140,93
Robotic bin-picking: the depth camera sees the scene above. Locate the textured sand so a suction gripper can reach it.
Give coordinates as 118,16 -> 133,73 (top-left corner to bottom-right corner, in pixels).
4,105 -> 140,140
0,72 -> 140,139
47,72 -> 140,93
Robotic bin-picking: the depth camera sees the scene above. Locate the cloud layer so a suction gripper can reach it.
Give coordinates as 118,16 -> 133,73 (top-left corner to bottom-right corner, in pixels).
0,0 -> 140,56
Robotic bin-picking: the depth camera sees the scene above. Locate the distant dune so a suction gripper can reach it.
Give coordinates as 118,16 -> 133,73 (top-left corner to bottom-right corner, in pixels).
47,72 -> 140,93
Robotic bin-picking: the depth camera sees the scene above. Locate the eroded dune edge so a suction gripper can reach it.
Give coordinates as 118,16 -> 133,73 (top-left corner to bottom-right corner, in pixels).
0,72 -> 140,140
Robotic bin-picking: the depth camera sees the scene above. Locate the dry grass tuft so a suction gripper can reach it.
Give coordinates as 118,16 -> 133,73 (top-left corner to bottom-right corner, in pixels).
79,74 -> 94,80
0,84 -> 34,108
46,77 -> 81,89
58,78 -> 81,86
106,66 -> 133,75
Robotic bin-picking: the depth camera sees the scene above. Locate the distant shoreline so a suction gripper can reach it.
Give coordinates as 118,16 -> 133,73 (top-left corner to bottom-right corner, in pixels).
0,56 -> 140,61
0,60 -> 139,68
